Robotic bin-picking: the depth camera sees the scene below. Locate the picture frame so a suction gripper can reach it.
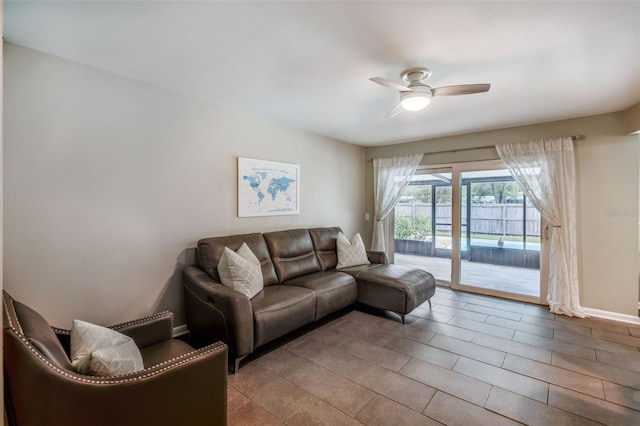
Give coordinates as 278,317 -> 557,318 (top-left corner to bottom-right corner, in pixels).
237,157 -> 300,217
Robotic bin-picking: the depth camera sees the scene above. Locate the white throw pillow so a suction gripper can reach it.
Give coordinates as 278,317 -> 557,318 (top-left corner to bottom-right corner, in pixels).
336,232 -> 371,269
70,319 -> 144,376
218,242 -> 264,299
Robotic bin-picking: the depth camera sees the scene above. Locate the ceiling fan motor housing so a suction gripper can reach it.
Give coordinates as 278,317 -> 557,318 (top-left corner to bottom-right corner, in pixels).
401,67 -> 432,83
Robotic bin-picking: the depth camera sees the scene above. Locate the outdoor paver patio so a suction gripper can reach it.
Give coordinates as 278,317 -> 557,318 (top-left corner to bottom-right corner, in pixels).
394,253 -> 540,297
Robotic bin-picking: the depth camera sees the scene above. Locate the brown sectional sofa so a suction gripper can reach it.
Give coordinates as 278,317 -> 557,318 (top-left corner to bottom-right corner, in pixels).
183,227 -> 435,372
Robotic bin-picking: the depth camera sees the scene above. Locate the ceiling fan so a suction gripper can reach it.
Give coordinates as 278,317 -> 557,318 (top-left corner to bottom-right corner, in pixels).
370,67 -> 490,118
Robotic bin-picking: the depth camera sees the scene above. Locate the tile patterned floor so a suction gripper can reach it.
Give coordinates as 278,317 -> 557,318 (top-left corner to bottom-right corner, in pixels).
226,287 -> 640,425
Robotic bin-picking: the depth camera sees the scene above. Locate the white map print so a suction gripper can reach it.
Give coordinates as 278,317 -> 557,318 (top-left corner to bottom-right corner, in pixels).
237,157 -> 299,217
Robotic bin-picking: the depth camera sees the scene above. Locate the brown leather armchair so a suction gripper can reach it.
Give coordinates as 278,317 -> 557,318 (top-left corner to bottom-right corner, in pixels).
3,291 -> 228,426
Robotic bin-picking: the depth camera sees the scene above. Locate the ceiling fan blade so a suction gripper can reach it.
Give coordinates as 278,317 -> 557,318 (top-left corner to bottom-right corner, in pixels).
432,84 -> 490,97
370,77 -> 413,93
385,103 -> 404,118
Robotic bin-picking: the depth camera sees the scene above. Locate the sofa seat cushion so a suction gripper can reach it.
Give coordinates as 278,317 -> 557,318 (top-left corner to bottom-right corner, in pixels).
285,271 -> 358,320
338,263 -> 383,277
356,265 -> 436,315
250,285 -> 316,348
140,339 -> 195,369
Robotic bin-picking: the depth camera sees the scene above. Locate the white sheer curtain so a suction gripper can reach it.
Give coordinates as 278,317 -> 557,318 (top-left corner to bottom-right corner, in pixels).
372,154 -> 423,252
496,137 -> 585,317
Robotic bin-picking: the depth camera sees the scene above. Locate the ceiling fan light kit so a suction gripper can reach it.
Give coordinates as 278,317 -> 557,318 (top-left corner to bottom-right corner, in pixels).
400,90 -> 432,111
370,66 -> 491,118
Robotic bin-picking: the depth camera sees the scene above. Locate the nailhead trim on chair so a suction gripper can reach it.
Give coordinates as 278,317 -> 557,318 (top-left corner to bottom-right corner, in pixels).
52,311 -> 175,334
4,296 -> 22,334
4,297 -> 226,385
7,328 -> 226,384
110,311 -> 174,331
52,327 -> 70,335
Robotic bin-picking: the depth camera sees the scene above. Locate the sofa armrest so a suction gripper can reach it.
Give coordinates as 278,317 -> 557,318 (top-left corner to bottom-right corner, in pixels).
367,250 -> 389,265
182,265 -> 254,361
51,312 -> 174,352
109,311 -> 174,349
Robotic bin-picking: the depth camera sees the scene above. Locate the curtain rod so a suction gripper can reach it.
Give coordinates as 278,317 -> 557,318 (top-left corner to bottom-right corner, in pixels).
367,134 -> 586,162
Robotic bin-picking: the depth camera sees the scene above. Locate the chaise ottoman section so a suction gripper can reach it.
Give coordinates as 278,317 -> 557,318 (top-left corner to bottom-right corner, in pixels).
354,264 -> 436,322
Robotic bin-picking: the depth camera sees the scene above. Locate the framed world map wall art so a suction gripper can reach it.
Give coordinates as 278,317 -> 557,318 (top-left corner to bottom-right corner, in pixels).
237,157 -> 300,217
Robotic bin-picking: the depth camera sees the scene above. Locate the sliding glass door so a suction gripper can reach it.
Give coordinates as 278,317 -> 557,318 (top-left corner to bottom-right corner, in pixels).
457,169 -> 541,299
393,169 -> 452,282
393,160 -> 547,304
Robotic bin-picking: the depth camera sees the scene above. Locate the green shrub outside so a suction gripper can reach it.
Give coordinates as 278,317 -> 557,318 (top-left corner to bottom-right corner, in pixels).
394,215 -> 431,240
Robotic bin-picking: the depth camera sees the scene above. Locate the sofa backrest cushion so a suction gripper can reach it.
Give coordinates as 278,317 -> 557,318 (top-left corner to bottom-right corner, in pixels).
197,233 -> 279,287
3,292 -> 74,371
308,227 -> 342,271
263,229 -> 321,282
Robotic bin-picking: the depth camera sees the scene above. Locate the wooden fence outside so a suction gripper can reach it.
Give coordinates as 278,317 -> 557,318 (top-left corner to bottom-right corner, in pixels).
395,203 -> 541,237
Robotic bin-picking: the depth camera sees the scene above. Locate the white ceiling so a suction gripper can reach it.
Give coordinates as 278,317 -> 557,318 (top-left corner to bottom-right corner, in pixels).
4,1 -> 640,146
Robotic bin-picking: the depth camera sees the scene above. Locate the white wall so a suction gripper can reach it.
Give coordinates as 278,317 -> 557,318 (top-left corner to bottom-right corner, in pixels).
574,131 -> 639,313
3,44 -> 365,327
1,5 -> 5,415
366,114 -> 639,317
624,102 -> 640,135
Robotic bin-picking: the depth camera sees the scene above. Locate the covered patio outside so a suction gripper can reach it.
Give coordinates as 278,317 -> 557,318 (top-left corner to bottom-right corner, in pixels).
394,253 -> 540,297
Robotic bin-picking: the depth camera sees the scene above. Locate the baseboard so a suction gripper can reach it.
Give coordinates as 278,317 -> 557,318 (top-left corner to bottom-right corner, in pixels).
173,324 -> 189,337
583,307 -> 640,325
170,310 -> 640,333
